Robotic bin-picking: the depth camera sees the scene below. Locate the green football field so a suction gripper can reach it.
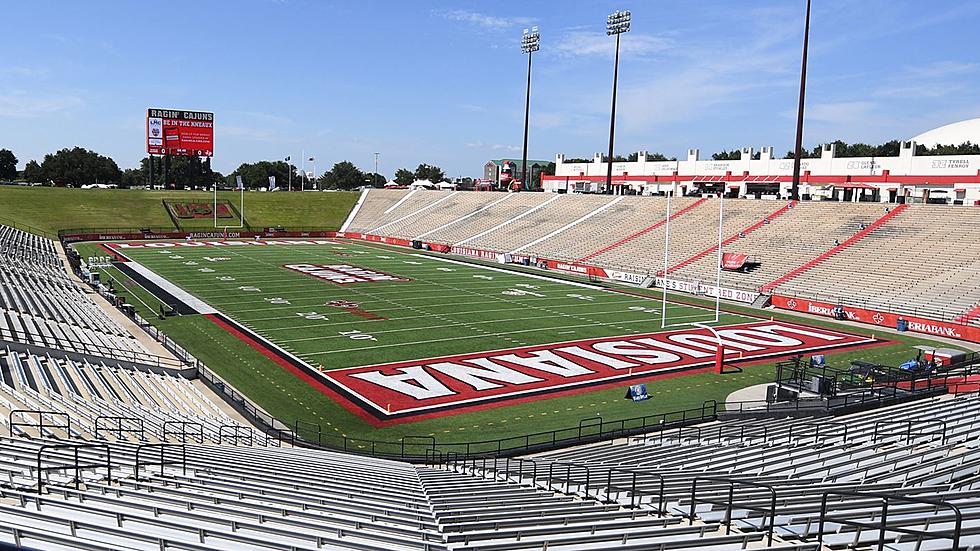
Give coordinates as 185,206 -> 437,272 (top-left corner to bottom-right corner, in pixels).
113,239 -> 749,369
77,237 -> 945,451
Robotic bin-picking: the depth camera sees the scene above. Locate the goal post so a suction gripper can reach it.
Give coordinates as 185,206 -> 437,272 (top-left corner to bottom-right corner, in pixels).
659,187 -> 729,372
213,184 -> 246,231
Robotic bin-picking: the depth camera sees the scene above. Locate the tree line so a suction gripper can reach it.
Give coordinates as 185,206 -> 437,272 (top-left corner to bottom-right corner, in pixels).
0,146 -> 451,190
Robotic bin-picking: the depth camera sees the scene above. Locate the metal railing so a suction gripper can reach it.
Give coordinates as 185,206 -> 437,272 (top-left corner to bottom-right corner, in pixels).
688,477 -> 777,546
135,443 -> 186,479
94,416 -> 145,441
9,410 -> 70,438
818,490 -> 963,551
36,443 -> 111,494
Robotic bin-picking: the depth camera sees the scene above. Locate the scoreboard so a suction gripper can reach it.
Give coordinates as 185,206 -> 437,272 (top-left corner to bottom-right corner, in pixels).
146,108 -> 214,157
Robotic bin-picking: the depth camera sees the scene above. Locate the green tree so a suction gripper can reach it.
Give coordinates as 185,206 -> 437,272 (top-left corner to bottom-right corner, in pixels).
22,160 -> 43,183
226,160 -> 297,190
533,161 -> 556,189
318,161 -> 365,190
414,163 -> 446,183
393,168 -> 414,186
0,149 -> 17,180
363,172 -> 387,187
39,147 -> 120,186
711,149 -> 740,160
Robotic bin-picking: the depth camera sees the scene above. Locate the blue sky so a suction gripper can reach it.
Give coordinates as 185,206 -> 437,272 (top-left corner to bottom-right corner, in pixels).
1,0 -> 979,177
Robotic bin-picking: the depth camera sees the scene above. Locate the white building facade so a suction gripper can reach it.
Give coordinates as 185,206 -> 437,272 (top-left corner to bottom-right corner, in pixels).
542,119 -> 980,205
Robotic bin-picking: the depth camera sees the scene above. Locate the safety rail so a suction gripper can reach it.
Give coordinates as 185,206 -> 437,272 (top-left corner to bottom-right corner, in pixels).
688,476 -> 777,546
9,410 -> 71,438
135,443 -> 186,480
94,416 -> 145,441
785,421 -> 850,445
162,420 -> 204,444
263,428 -> 295,448
36,443 -> 111,494
872,419 -> 947,445
218,425 -> 254,446
445,456 -> 665,514
818,490 -> 963,551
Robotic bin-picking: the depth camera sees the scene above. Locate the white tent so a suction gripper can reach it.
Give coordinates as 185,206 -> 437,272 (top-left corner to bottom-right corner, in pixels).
409,179 -> 437,189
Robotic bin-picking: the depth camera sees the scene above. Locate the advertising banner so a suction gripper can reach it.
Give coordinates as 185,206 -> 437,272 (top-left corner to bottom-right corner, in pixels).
771,295 -> 980,343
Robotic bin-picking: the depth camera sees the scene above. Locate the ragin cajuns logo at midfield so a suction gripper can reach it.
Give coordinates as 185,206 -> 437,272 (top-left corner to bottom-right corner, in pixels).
283,264 -> 409,285
322,321 -> 879,420
326,300 -> 387,320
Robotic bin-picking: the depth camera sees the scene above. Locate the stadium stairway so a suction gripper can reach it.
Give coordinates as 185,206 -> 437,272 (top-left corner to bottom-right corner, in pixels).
954,301 -> 980,326
759,204 -> 908,294
659,200 -> 797,276
576,198 -> 708,263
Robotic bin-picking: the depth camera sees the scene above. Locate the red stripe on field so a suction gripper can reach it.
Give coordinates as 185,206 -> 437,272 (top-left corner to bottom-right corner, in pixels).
661,201 -> 797,275
577,198 -> 707,263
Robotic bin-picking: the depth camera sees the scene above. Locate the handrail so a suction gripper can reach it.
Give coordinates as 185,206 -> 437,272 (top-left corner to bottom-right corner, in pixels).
786,421 -> 849,445
689,476 -> 777,546
36,443 -> 111,494
162,420 -> 204,444
819,490 -> 963,551
872,419 -> 947,445
94,416 -> 145,441
218,425 -> 253,446
135,443 -> 186,479
9,410 -> 70,438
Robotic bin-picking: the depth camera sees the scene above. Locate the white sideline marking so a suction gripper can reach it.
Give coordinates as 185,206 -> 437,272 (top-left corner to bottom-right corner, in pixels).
371,191 -> 459,234
510,196 -> 624,254
455,194 -> 562,246
339,188 -> 369,233
415,254 -> 612,292
124,261 -> 218,314
383,188 -> 418,215
417,192 -> 515,239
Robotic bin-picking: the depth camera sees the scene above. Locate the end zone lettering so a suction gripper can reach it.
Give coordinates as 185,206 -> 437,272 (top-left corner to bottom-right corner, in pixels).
323,320 -> 879,419
285,263 -> 409,285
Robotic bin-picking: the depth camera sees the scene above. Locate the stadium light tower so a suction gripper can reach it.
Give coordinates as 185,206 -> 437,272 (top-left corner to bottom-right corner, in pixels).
604,10 -> 630,192
520,26 -> 540,190
790,0 -> 812,201
374,152 -> 380,188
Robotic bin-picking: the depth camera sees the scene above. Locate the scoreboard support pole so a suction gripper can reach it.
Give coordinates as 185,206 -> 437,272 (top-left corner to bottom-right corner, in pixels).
148,156 -> 154,188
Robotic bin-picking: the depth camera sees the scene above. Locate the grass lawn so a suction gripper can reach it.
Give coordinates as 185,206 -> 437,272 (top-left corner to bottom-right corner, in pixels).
74,237 -> 955,455
0,186 -> 358,236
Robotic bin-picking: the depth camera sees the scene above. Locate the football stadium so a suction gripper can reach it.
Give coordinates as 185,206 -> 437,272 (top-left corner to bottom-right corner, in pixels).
1,2 -> 980,550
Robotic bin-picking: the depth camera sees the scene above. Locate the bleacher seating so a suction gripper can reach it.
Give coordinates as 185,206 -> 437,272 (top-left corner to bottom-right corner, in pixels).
343,190 -> 980,326
0,347 -> 239,442
0,224 -> 156,363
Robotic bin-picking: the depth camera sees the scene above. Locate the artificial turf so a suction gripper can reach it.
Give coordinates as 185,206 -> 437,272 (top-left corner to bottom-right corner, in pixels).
75,237 -> 954,452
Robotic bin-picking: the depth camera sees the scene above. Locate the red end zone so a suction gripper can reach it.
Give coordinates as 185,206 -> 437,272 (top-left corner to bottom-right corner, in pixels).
322,320 -> 880,420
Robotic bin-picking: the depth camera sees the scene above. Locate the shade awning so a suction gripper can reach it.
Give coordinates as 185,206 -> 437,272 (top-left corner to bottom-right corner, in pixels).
833,182 -> 877,190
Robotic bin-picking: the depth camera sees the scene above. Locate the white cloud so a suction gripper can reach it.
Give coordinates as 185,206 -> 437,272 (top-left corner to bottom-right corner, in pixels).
465,141 -> 520,152
0,66 -> 48,78
437,10 -> 534,30
0,92 -> 82,117
552,30 -> 672,58
875,61 -> 980,99
805,101 -> 877,124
